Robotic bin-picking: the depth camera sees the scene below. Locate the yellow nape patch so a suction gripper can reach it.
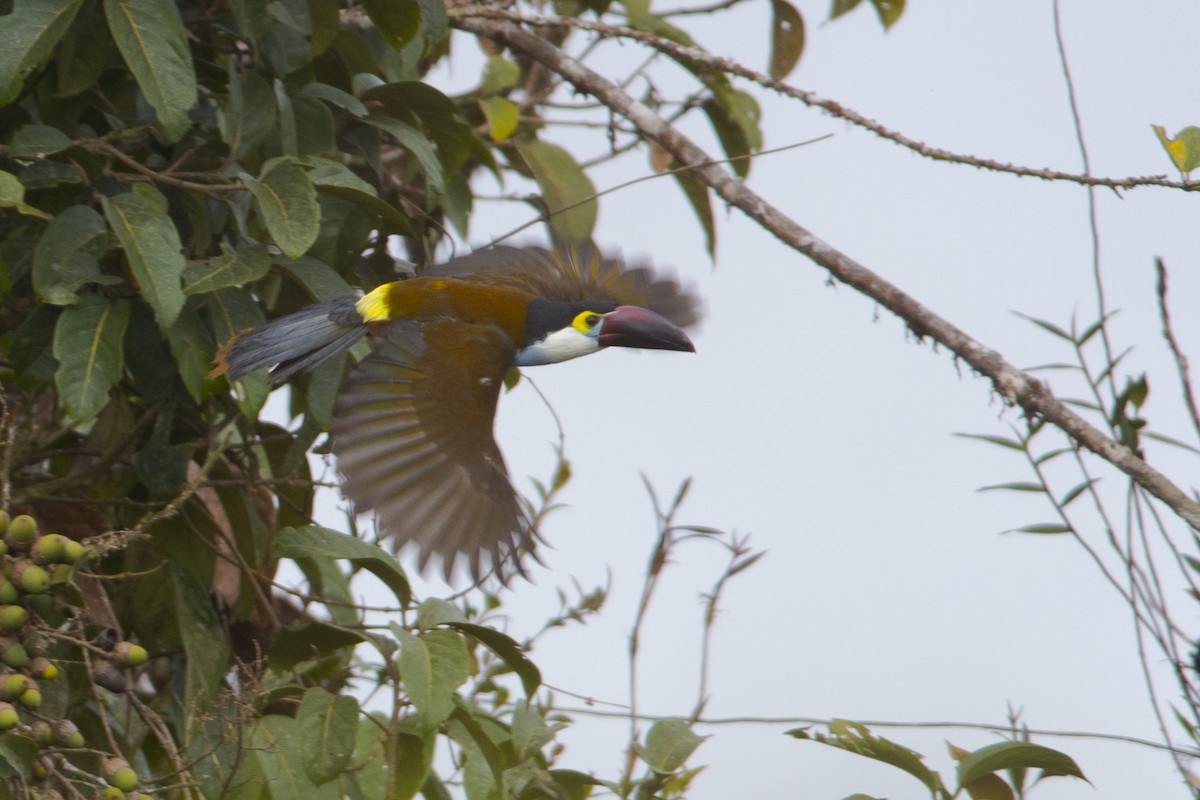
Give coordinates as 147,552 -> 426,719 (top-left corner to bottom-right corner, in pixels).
571,309 -> 603,334
356,285 -> 394,322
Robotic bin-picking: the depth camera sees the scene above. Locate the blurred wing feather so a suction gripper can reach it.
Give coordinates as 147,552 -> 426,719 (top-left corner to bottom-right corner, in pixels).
333,319 -> 531,582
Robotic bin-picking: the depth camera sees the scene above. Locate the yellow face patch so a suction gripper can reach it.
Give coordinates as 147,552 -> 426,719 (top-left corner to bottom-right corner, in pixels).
571,309 -> 604,334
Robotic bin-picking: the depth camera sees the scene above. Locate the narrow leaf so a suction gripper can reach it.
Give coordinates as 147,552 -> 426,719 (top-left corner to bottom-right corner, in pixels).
1058,479 -> 1098,507
103,0 -> 197,140
101,183 -> 186,329
52,297 -> 130,422
1010,523 -> 1072,535
978,482 -> 1046,493
954,433 -> 1026,451
672,169 -> 716,258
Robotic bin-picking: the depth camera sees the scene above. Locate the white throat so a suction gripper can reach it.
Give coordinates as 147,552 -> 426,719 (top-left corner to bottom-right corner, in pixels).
515,328 -> 602,366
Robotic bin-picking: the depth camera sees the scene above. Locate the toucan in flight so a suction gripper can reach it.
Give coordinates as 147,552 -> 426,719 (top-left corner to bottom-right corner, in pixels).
212,244 -> 699,583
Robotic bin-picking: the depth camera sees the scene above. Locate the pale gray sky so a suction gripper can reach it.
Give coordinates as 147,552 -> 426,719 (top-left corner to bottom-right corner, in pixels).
306,2 -> 1200,797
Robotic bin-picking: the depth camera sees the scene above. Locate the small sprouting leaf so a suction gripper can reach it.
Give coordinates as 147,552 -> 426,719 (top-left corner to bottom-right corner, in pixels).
276,526 -> 411,607
517,139 -> 598,243
444,621 -> 542,697
769,0 -> 805,80
1033,447 -> 1072,465
480,96 -> 519,142
979,482 -> 1046,493
245,160 -> 320,259
296,687 -> 358,786
1143,432 -> 1200,455
1153,125 -> 1200,175
1012,312 -> 1073,342
956,741 -> 1085,789
870,0 -> 905,28
1058,479 -> 1098,507
102,183 -> 186,329
954,432 -> 1026,451
52,297 -> 130,422
1010,523 -> 1072,535
638,719 -> 706,774
103,0 -> 198,140
182,241 -> 272,295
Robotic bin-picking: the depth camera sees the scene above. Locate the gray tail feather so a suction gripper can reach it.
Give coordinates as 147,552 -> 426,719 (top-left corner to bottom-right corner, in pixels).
214,296 -> 368,384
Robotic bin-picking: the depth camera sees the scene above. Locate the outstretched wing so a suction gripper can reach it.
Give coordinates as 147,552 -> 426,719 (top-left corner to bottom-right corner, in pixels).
332,319 -> 531,583
427,243 -> 701,331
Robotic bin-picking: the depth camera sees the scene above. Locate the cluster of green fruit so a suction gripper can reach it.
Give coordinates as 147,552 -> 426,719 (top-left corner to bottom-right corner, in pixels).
0,512 -> 150,800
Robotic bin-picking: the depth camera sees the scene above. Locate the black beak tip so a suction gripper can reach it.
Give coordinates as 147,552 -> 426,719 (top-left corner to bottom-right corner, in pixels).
600,306 -> 695,353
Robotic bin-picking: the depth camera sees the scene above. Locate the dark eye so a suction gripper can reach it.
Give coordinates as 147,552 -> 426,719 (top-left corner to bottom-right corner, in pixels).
585,314 -> 601,327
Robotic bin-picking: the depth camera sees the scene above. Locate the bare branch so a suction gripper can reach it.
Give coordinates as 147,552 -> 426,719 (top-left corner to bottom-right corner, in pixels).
452,13 -> 1200,533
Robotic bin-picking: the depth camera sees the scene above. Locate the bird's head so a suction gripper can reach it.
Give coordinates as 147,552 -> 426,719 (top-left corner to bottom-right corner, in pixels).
516,300 -> 695,366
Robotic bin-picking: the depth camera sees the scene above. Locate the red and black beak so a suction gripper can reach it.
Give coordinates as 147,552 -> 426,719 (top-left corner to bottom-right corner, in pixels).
598,306 -> 695,353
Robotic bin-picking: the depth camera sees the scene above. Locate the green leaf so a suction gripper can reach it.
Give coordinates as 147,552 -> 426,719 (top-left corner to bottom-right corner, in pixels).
297,81 -> 369,117
789,720 -> 947,795
297,687 -> 359,785
361,82 -> 486,176
978,482 -> 1046,493
0,0 -> 86,104
638,719 -> 706,774
1012,312 -> 1072,342
251,715 -> 338,800
221,67 -> 276,160
393,626 -> 470,733
52,297 -> 130,422
511,699 -> 563,761
9,124 -> 73,158
183,241 -> 272,295
443,621 -> 541,696
0,733 -> 38,780
1010,523 -> 1072,535
308,162 -> 412,233
269,619 -> 370,672
702,89 -> 762,178
273,254 -> 355,301
956,741 -> 1085,789
480,55 -> 520,93
1153,125 -> 1200,175
363,114 -> 447,202
517,139 -> 597,243
953,432 -> 1026,451
103,0 -> 198,140
102,184 -> 186,329
171,562 -> 230,714
0,170 -> 51,220
276,525 -> 411,607
870,0 -> 904,28
480,96 -> 519,142
672,169 -> 716,258
33,205 -> 113,305
1058,479 -> 1098,507
769,0 -> 805,80
362,0 -> 420,48
246,160 -> 320,259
